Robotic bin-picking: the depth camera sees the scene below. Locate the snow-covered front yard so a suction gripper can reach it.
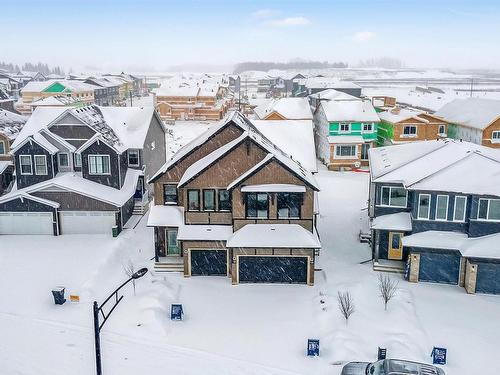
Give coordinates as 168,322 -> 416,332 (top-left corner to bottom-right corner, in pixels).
1,170 -> 499,375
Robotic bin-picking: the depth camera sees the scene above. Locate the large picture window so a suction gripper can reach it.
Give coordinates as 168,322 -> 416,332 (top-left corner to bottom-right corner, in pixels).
380,186 -> 407,207
163,184 -> 177,204
277,193 -> 301,219
19,155 -> 32,175
402,126 -> 417,137
335,145 -> 356,158
88,155 -> 110,175
34,155 -> 47,175
478,198 -> 500,221
246,193 -> 268,219
187,190 -> 200,211
218,190 -> 231,211
203,189 -> 215,211
453,196 -> 467,222
435,195 -> 449,220
417,194 -> 431,219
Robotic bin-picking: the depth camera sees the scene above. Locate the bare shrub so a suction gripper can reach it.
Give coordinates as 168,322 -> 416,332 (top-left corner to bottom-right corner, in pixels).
378,274 -> 398,310
123,259 -> 136,296
337,291 -> 355,324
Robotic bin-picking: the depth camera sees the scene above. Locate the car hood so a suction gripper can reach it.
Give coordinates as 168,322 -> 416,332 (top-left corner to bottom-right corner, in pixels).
341,362 -> 369,375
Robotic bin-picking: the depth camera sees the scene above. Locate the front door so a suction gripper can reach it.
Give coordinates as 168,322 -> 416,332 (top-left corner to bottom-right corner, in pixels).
134,176 -> 144,199
388,232 -> 403,260
165,228 -> 180,256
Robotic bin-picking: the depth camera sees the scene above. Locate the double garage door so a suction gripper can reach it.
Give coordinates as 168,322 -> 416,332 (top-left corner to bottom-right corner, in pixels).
60,211 -> 116,234
0,212 -> 53,235
418,251 -> 461,285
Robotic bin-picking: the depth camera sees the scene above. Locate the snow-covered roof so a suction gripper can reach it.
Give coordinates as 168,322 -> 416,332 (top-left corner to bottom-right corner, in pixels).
21,79 -> 97,93
254,98 -> 313,120
320,100 -> 379,122
309,89 -> 359,101
328,135 -> 364,144
371,212 -> 412,231
0,109 -> 27,140
177,225 -> 233,241
0,160 -> 12,174
434,98 -> 500,130
146,205 -> 184,227
0,191 -> 60,208
30,95 -> 82,107
154,85 -> 200,97
226,224 -> 321,248
304,78 -> 361,90
252,120 -> 317,172
241,184 -> 306,193
460,233 -> 500,259
402,231 -> 468,250
378,107 -> 427,124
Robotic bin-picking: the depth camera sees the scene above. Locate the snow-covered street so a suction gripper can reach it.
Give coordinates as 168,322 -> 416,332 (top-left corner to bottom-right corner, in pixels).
1,170 -> 499,375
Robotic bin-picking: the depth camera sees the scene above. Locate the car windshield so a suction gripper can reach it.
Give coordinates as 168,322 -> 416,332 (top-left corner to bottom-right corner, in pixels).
367,360 -> 386,375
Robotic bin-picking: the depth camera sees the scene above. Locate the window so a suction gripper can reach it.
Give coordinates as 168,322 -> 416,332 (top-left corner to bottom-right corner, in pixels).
380,186 -> 407,207
74,153 -> 82,167
361,143 -> 371,160
391,233 -> 402,249
128,149 -> 139,166
339,122 -> 350,133
34,155 -> 47,175
362,123 -> 373,132
19,155 -> 32,175
218,190 -> 231,211
335,145 -> 357,158
435,195 -> 449,220
0,140 -> 5,155
438,124 -> 446,135
478,198 -> 500,221
417,194 -> 431,219
203,189 -> 215,211
58,153 -> 69,167
163,184 -> 177,204
246,193 -> 268,219
187,190 -> 200,211
277,193 -> 302,219
453,196 -> 467,222
88,155 -> 110,175
402,126 -> 417,137
492,131 -> 500,143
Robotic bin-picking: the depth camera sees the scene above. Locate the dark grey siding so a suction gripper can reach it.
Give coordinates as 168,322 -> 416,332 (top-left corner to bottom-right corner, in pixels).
0,196 -> 55,212
142,114 -> 166,187
49,124 -> 95,140
119,152 -> 128,187
121,195 -> 135,227
377,229 -> 411,260
32,191 -> 117,211
373,183 -> 411,217
81,141 -> 120,188
14,141 -> 54,189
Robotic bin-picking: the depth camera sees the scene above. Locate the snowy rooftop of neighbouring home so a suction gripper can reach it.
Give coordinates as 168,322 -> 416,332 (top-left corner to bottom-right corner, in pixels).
460,233 -> 500,259
0,109 -> 27,139
377,107 -> 427,124
0,160 -> 12,174
29,95 -> 82,107
402,231 -> 468,250
434,98 -> 500,130
226,224 -> 321,248
254,98 -> 313,120
240,184 -> 306,193
21,79 -> 98,93
177,225 -> 233,241
304,78 -> 361,90
154,85 -> 200,97
146,205 -> 184,227
309,88 -> 359,101
327,135 -> 364,144
320,99 -> 379,122
252,120 -> 317,172
371,212 -> 412,231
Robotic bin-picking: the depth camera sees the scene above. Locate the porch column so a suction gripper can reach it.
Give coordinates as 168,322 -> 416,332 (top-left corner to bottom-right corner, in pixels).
373,229 -> 380,262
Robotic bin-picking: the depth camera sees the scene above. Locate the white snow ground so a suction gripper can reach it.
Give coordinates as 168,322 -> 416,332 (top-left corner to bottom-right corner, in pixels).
1,130 -> 500,374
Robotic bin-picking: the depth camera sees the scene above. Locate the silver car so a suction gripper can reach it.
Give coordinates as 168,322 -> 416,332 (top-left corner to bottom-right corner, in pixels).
341,359 -> 445,375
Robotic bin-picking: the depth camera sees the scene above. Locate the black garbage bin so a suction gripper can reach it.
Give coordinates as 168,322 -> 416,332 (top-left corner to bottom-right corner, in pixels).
52,287 -> 66,305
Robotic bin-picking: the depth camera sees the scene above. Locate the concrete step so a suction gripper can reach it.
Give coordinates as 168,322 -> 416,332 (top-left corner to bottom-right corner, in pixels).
373,260 -> 405,274
154,262 -> 184,273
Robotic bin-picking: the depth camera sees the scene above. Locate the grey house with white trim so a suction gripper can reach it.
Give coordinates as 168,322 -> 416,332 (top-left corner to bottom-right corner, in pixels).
0,105 -> 166,235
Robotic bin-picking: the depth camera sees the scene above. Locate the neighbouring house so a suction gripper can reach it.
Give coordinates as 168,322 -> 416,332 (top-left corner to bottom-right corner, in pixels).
253,97 -> 313,120
18,80 -> 97,114
29,95 -> 84,111
377,107 -> 448,145
314,94 -> 379,170
0,109 -> 27,195
147,112 -> 321,285
0,88 -> 16,112
83,77 -> 121,106
294,77 -> 362,98
434,98 -> 500,148
368,139 -> 500,295
0,73 -> 23,99
0,105 -> 166,235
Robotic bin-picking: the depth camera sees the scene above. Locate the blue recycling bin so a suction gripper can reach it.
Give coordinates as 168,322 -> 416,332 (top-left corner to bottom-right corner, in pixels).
52,287 -> 66,305
432,347 -> 447,365
171,304 -> 184,321
307,339 -> 320,356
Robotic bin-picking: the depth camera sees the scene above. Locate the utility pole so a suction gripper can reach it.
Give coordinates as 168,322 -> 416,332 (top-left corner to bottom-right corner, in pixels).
470,78 -> 473,98
129,90 -> 133,107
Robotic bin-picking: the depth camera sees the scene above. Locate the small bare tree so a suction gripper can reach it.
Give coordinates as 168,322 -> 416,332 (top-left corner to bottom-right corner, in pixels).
123,259 -> 136,296
378,274 -> 398,310
337,291 -> 355,324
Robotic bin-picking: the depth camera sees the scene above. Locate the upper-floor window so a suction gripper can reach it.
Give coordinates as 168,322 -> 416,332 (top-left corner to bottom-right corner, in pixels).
438,124 -> 446,136
246,192 -> 268,219
187,189 -> 200,211
19,155 -> 32,175
34,155 -> 47,175
362,123 -> 374,132
277,192 -> 301,219
417,194 -> 431,219
58,153 -> 69,167
492,131 -> 500,143
0,140 -> 5,155
380,186 -> 407,207
478,198 -> 500,221
74,153 -> 82,168
163,184 -> 177,205
203,189 -> 215,211
453,196 -> 467,222
128,149 -> 140,166
339,122 -> 350,133
335,145 -> 357,159
88,155 -> 110,175
435,195 -> 449,220
218,190 -> 231,211
402,125 -> 417,137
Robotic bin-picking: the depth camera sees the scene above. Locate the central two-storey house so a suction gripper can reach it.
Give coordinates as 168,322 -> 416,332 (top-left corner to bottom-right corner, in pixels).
148,112 -> 321,285
0,105 -> 166,235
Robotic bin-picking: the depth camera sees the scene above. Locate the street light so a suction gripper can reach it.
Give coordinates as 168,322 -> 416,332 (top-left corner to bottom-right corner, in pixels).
93,267 -> 148,375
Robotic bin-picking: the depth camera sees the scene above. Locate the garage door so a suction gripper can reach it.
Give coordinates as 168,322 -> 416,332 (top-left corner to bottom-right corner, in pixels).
190,250 -> 227,276
419,251 -> 461,284
0,212 -> 53,235
60,211 -> 116,234
238,256 -> 308,284
476,262 -> 500,295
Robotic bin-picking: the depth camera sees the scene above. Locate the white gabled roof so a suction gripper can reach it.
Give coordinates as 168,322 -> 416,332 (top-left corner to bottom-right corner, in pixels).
0,191 -> 60,208
0,160 -> 12,174
435,98 -> 500,130
371,212 -> 412,231
254,98 -> 313,120
146,205 -> 184,227
177,225 -> 233,241
241,184 -> 306,193
309,89 -> 359,101
402,231 -> 468,250
328,135 -> 364,144
378,108 -> 426,124
226,224 -> 321,248
321,100 -> 379,122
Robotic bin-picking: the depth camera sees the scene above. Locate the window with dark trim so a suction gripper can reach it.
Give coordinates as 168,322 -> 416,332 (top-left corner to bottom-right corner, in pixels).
203,189 -> 215,211
163,184 -> 177,204
218,190 -> 231,211
128,149 -> 140,166
187,189 -> 200,211
245,193 -> 268,219
403,125 -> 417,136
277,192 -> 302,219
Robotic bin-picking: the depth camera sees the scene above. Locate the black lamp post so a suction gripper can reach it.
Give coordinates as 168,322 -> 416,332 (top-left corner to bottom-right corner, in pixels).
93,267 -> 148,375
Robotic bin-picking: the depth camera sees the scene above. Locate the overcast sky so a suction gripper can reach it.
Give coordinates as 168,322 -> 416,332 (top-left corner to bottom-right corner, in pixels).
3,0 -> 500,72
